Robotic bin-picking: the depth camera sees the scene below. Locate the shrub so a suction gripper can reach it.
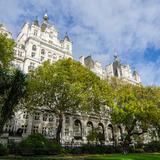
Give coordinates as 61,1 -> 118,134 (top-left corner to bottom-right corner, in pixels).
0,143 -> 8,156
144,141 -> 160,152
134,148 -> 144,153
45,139 -> 62,155
18,133 -> 62,155
82,145 -> 115,154
87,128 -> 105,145
65,145 -> 115,154
8,141 -> 19,155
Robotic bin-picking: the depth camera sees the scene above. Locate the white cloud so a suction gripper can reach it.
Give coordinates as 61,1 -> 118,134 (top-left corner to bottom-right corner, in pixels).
0,0 -> 160,85
136,59 -> 160,86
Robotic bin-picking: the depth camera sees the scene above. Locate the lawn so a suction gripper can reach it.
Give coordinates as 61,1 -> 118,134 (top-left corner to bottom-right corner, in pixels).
0,154 -> 160,160
85,153 -> 160,160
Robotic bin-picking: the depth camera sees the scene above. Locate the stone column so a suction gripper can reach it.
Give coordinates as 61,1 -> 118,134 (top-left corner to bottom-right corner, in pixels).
61,114 -> 65,144
26,114 -> 33,136
38,113 -> 43,134
69,116 -> 74,145
104,122 -> 109,145
82,117 -> 87,144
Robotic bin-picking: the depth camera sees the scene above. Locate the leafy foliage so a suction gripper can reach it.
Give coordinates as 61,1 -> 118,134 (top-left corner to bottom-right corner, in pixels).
0,34 -> 26,135
144,141 -> 160,152
110,78 -> 160,152
87,128 -> 105,145
26,59 -> 111,142
65,145 -> 115,154
0,69 -> 26,135
0,34 -> 15,69
0,143 -> 8,156
18,133 -> 62,155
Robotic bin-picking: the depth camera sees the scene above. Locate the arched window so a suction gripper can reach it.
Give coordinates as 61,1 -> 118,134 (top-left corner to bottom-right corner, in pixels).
41,49 -> 45,55
73,119 -> 82,139
32,45 -> 36,51
117,126 -> 123,141
52,53 -> 57,60
98,123 -> 104,134
87,121 -> 93,134
108,124 -> 114,141
98,123 -> 105,144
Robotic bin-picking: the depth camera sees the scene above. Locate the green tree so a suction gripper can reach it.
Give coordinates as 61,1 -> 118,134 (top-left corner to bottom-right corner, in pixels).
0,34 -> 26,135
26,59 -> 111,142
110,79 -> 160,152
0,70 -> 27,135
0,34 -> 15,68
149,87 -> 160,139
87,127 -> 105,145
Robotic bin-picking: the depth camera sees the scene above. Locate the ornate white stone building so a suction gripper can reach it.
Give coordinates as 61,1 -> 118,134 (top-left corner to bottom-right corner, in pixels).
79,55 -> 141,84
0,24 -> 12,38
0,14 -> 142,145
13,14 -> 72,74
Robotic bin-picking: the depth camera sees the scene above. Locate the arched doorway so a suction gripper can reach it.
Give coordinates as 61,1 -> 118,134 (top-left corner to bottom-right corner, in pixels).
98,123 -> 105,144
73,119 -> 82,140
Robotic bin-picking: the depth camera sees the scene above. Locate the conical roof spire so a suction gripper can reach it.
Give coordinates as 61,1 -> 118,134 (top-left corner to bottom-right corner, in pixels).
64,32 -> 70,42
114,54 -> 119,62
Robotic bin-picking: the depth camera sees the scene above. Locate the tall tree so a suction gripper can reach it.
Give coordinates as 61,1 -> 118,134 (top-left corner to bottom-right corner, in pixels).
26,59 -> 111,142
0,34 -> 26,135
0,70 -> 26,135
110,79 -> 160,152
0,33 -> 15,98
0,34 -> 15,68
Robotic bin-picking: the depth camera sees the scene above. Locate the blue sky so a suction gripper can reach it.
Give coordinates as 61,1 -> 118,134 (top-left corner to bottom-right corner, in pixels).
0,0 -> 160,86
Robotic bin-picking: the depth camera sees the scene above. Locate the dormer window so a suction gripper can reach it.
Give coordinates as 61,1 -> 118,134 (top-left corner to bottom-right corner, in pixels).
34,30 -> 38,36
32,45 -> 36,51
41,49 -> 45,55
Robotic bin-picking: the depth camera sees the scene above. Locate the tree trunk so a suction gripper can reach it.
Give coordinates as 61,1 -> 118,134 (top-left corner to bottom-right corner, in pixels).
0,70 -> 26,136
0,102 -> 13,136
0,118 -> 6,136
122,130 -> 147,154
122,133 -> 132,154
56,113 -> 63,143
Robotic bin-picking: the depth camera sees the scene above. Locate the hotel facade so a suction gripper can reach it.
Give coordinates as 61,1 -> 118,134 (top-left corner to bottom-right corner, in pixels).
0,14 -> 146,146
